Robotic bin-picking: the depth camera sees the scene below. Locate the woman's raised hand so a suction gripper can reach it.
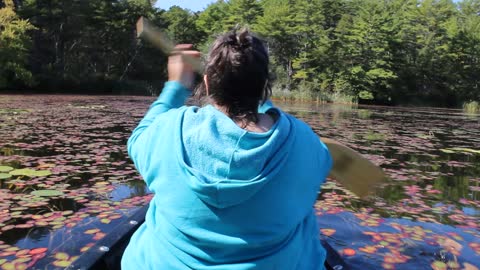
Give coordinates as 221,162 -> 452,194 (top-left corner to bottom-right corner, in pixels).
168,44 -> 201,89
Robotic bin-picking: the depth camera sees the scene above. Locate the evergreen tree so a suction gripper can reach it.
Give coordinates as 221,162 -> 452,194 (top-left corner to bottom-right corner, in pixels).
225,0 -> 262,29
291,0 -> 329,85
196,0 -> 228,37
255,0 -> 297,89
334,0 -> 397,102
451,0 -> 480,102
162,6 -> 203,44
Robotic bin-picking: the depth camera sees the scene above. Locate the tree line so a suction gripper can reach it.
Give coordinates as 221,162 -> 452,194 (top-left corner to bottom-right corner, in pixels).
0,0 -> 479,106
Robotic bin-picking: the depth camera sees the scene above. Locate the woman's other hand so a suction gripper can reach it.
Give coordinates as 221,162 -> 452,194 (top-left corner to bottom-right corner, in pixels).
168,44 -> 201,89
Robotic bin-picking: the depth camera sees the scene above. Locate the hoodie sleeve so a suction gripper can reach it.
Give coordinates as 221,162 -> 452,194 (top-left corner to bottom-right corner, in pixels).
317,138 -> 333,182
127,81 -> 190,174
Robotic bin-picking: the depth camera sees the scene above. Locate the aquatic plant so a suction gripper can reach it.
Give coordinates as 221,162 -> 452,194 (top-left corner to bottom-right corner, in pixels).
463,101 -> 479,114
364,131 -> 386,141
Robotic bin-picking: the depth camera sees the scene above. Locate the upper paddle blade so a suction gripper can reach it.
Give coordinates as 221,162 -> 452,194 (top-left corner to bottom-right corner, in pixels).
135,17 -> 203,73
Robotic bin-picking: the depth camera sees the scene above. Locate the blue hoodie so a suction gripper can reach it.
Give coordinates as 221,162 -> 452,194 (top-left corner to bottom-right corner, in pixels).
122,81 -> 332,270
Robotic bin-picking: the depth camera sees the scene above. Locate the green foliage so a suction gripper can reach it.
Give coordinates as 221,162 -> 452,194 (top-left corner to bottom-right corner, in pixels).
334,0 -> 397,101
0,0 -> 478,107
358,91 -> 374,100
196,1 -> 229,37
225,0 -> 262,28
0,0 -> 35,88
162,6 -> 202,44
328,91 -> 358,105
15,0 -> 166,92
463,101 -> 480,114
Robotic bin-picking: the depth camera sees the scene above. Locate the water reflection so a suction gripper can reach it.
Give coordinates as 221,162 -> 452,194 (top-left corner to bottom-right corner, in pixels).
278,101 -> 479,269
1,227 -> 51,246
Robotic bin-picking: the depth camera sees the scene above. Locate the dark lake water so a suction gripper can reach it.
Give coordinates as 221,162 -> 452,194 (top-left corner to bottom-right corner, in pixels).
0,95 -> 479,269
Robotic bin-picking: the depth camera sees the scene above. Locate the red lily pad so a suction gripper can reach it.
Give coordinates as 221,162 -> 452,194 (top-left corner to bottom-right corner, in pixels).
320,229 -> 336,236
93,232 -> 106,240
342,248 -> 356,256
28,248 -> 47,256
0,251 -> 16,257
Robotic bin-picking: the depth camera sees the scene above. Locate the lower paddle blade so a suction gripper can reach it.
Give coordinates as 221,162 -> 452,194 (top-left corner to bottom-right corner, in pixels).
322,138 -> 386,198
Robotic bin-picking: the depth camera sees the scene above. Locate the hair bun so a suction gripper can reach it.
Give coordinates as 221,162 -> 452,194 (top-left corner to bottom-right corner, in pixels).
224,34 -> 237,46
223,27 -> 251,50
236,29 -> 250,48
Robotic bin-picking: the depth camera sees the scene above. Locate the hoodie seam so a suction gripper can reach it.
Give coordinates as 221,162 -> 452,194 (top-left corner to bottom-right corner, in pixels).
225,130 -> 248,180
218,130 -> 248,206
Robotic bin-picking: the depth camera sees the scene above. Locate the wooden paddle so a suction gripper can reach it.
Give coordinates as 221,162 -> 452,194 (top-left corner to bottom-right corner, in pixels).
136,17 -> 203,73
135,17 -> 386,198
321,138 -> 385,198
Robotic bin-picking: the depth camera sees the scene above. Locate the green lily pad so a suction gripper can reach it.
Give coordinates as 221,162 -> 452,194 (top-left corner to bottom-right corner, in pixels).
54,252 -> 69,260
53,260 -> 71,267
440,147 -> 480,155
31,190 -> 64,197
9,169 -> 52,177
449,147 -> 480,154
0,173 -> 11,180
431,261 -> 447,270
0,166 -> 13,172
100,218 -> 111,224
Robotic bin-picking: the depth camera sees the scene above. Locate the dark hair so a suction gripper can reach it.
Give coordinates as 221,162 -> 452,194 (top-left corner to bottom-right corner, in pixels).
192,28 -> 271,124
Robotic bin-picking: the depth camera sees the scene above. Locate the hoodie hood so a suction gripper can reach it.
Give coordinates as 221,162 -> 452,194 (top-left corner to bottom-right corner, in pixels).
178,105 -> 294,208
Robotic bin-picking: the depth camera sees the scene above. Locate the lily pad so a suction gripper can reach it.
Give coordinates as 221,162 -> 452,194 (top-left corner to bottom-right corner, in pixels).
431,261 -> 447,270
54,252 -> 69,260
84,229 -> 100,235
9,169 -> 52,177
0,173 -> 11,180
100,218 -> 111,224
440,148 -> 480,155
320,228 -> 336,236
52,260 -> 71,267
0,166 -> 13,172
31,190 -> 64,197
450,147 -> 480,154
342,248 -> 356,256
28,248 -> 48,255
